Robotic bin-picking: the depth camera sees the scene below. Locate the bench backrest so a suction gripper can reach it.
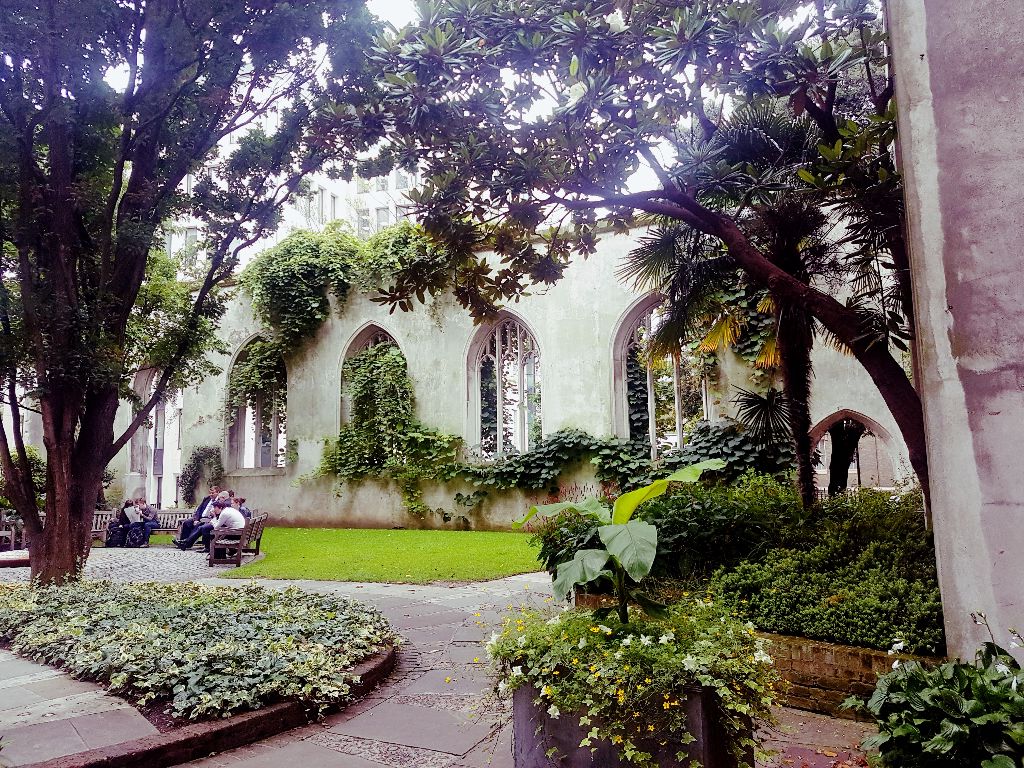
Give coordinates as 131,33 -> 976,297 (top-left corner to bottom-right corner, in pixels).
156,510 -> 193,529
91,511 -> 115,531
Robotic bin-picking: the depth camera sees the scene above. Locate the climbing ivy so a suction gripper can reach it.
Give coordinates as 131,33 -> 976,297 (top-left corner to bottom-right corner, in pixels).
178,446 -> 225,505
239,224 -> 361,349
319,344 -> 462,519
227,338 -> 287,429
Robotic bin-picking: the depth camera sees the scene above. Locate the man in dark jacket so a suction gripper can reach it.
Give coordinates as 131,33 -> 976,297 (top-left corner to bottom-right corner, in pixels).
178,485 -> 220,542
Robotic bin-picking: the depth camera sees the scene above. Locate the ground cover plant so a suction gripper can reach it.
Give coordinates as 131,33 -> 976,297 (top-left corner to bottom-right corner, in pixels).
225,528 -> 540,583
0,582 -> 396,720
489,600 -> 778,768
846,623 -> 1024,767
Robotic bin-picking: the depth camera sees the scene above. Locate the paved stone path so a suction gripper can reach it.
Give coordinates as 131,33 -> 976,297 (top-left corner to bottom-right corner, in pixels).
0,546 -> 250,583
0,550 -> 872,767
0,649 -> 158,766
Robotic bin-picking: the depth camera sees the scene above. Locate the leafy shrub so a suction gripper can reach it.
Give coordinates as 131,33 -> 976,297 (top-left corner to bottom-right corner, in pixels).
640,472 -> 803,578
662,419 -> 795,481
0,444 -> 46,509
0,582 -> 396,719
530,509 -> 601,574
848,631 -> 1024,767
177,446 -> 224,505
710,539 -> 944,654
489,600 -> 778,768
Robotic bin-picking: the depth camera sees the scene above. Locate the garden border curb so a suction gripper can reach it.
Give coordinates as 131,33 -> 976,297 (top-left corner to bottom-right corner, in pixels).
18,645 -> 397,768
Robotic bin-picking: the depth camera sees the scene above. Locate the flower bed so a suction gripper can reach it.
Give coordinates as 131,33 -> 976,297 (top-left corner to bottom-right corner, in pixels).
0,582 -> 397,720
488,600 -> 779,768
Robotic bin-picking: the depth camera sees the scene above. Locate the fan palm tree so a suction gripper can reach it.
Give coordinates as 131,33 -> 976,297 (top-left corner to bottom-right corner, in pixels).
620,104 -> 845,508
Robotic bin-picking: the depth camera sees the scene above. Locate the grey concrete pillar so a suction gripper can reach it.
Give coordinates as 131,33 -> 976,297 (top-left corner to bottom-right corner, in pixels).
889,0 -> 1024,657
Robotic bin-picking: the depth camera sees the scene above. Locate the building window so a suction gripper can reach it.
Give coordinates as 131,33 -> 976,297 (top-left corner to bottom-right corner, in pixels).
612,299 -> 703,459
341,325 -> 399,425
375,175 -> 388,192
330,193 -> 338,220
355,209 -> 371,237
227,339 -> 287,470
376,207 -> 391,231
396,205 -> 416,222
395,169 -> 414,190
318,187 -> 326,222
356,176 -> 371,194
471,315 -> 541,457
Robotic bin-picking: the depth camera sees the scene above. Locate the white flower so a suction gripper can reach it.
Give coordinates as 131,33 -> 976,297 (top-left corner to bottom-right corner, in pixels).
995,662 -> 1011,676
614,650 -> 623,660
565,82 -> 587,106
892,660 -> 901,670
546,616 -> 560,626
497,680 -> 509,695
511,666 -> 523,677
620,635 -> 633,647
598,624 -> 613,635
578,637 -> 587,649
754,649 -> 774,665
658,633 -> 674,645
1012,676 -> 1019,693
604,9 -> 627,33
487,632 -> 500,647
682,655 -> 698,671
547,704 -> 561,719
639,635 -> 653,646
517,635 -> 528,647
890,638 -> 906,653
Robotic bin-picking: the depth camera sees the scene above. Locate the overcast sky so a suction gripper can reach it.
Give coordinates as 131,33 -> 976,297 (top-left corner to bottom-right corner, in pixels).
367,0 -> 417,29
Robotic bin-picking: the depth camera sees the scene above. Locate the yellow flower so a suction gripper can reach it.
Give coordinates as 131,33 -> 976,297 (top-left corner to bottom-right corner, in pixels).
444,676 -> 452,684
647,725 -> 655,732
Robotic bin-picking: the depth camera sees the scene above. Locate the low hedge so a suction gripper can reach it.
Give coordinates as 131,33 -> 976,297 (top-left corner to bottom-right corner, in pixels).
0,582 -> 397,719
529,476 -> 945,654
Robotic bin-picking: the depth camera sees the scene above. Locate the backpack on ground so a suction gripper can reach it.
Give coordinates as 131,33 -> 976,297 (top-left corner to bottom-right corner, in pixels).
105,521 -> 126,548
124,522 -> 147,548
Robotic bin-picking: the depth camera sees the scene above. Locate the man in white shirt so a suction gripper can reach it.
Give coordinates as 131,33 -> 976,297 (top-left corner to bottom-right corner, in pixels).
203,500 -> 246,554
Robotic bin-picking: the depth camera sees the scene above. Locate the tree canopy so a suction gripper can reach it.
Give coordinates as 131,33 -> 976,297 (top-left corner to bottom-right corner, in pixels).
0,0 -> 381,581
369,0 -> 928,500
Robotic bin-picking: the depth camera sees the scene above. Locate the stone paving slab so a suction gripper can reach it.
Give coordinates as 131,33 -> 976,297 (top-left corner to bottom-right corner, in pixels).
0,649 -> 157,767
0,547 -> 249,584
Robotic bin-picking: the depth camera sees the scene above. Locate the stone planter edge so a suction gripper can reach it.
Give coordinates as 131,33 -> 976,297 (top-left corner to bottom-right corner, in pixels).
16,645 -> 397,768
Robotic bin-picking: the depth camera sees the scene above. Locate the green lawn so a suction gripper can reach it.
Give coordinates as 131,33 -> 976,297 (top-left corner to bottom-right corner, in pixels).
221,527 -> 542,583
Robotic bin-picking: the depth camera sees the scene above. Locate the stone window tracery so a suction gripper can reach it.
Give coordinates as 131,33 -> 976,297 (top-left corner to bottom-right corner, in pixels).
227,340 -> 287,470
472,316 -> 542,457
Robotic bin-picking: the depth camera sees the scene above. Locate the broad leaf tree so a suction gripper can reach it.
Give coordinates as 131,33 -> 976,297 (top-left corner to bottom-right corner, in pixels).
0,0 -> 380,582
371,0 -> 929,501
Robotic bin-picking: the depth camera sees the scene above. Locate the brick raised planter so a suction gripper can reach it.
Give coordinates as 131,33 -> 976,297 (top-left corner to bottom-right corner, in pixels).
761,633 -> 939,719
512,684 -> 749,768
18,646 -> 396,768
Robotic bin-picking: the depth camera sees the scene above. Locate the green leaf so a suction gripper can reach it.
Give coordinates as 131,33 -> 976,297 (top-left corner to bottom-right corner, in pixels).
981,756 -> 1016,768
551,549 -> 611,599
514,497 -> 609,528
611,459 -> 724,523
598,521 -> 657,583
569,54 -> 579,78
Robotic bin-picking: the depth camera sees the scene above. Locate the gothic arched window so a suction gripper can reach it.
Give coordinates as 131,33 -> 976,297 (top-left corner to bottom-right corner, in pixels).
471,315 -> 542,457
227,338 -> 287,469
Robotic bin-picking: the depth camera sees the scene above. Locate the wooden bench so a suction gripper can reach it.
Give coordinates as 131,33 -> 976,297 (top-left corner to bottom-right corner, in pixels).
208,512 -> 268,567
91,509 -> 195,543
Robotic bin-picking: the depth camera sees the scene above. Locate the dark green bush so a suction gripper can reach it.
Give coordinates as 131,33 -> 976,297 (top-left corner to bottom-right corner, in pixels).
661,419 -> 795,481
640,472 -> 803,578
848,635 -> 1024,767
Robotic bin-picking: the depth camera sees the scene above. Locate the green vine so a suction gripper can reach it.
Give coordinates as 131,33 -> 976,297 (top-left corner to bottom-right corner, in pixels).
178,446 -> 225,505
239,224 -> 360,349
316,344 -> 794,520
227,338 -> 287,428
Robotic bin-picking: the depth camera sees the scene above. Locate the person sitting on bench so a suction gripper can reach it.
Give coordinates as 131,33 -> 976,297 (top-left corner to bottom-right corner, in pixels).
204,500 -> 246,554
175,497 -> 231,552
178,488 -> 225,543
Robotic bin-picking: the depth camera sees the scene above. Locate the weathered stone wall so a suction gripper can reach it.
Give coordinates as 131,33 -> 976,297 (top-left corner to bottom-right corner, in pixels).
177,231 -> 911,528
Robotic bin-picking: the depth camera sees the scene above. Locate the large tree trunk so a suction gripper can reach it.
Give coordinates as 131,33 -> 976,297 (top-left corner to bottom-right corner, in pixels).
776,304 -> 817,508
709,216 -> 931,507
827,419 -> 866,496
26,389 -> 120,584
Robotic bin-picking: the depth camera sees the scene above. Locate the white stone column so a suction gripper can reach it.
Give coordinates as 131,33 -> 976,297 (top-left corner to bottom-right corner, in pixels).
889,0 -> 1024,657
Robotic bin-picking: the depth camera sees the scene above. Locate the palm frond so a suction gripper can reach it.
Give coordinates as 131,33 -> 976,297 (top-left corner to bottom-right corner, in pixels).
753,333 -> 780,369
698,311 -> 745,353
732,386 -> 792,446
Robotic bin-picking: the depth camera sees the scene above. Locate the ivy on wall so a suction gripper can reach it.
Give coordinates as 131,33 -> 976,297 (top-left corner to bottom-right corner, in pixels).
227,338 -> 287,428
240,225 -> 360,349
178,446 -> 225,505
317,345 -> 795,522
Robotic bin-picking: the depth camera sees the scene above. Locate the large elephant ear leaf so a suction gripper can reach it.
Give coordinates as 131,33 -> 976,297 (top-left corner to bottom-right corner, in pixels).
551,549 -> 612,600
598,521 -> 658,583
514,497 -> 610,529
662,458 -> 727,485
611,459 -> 727,524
